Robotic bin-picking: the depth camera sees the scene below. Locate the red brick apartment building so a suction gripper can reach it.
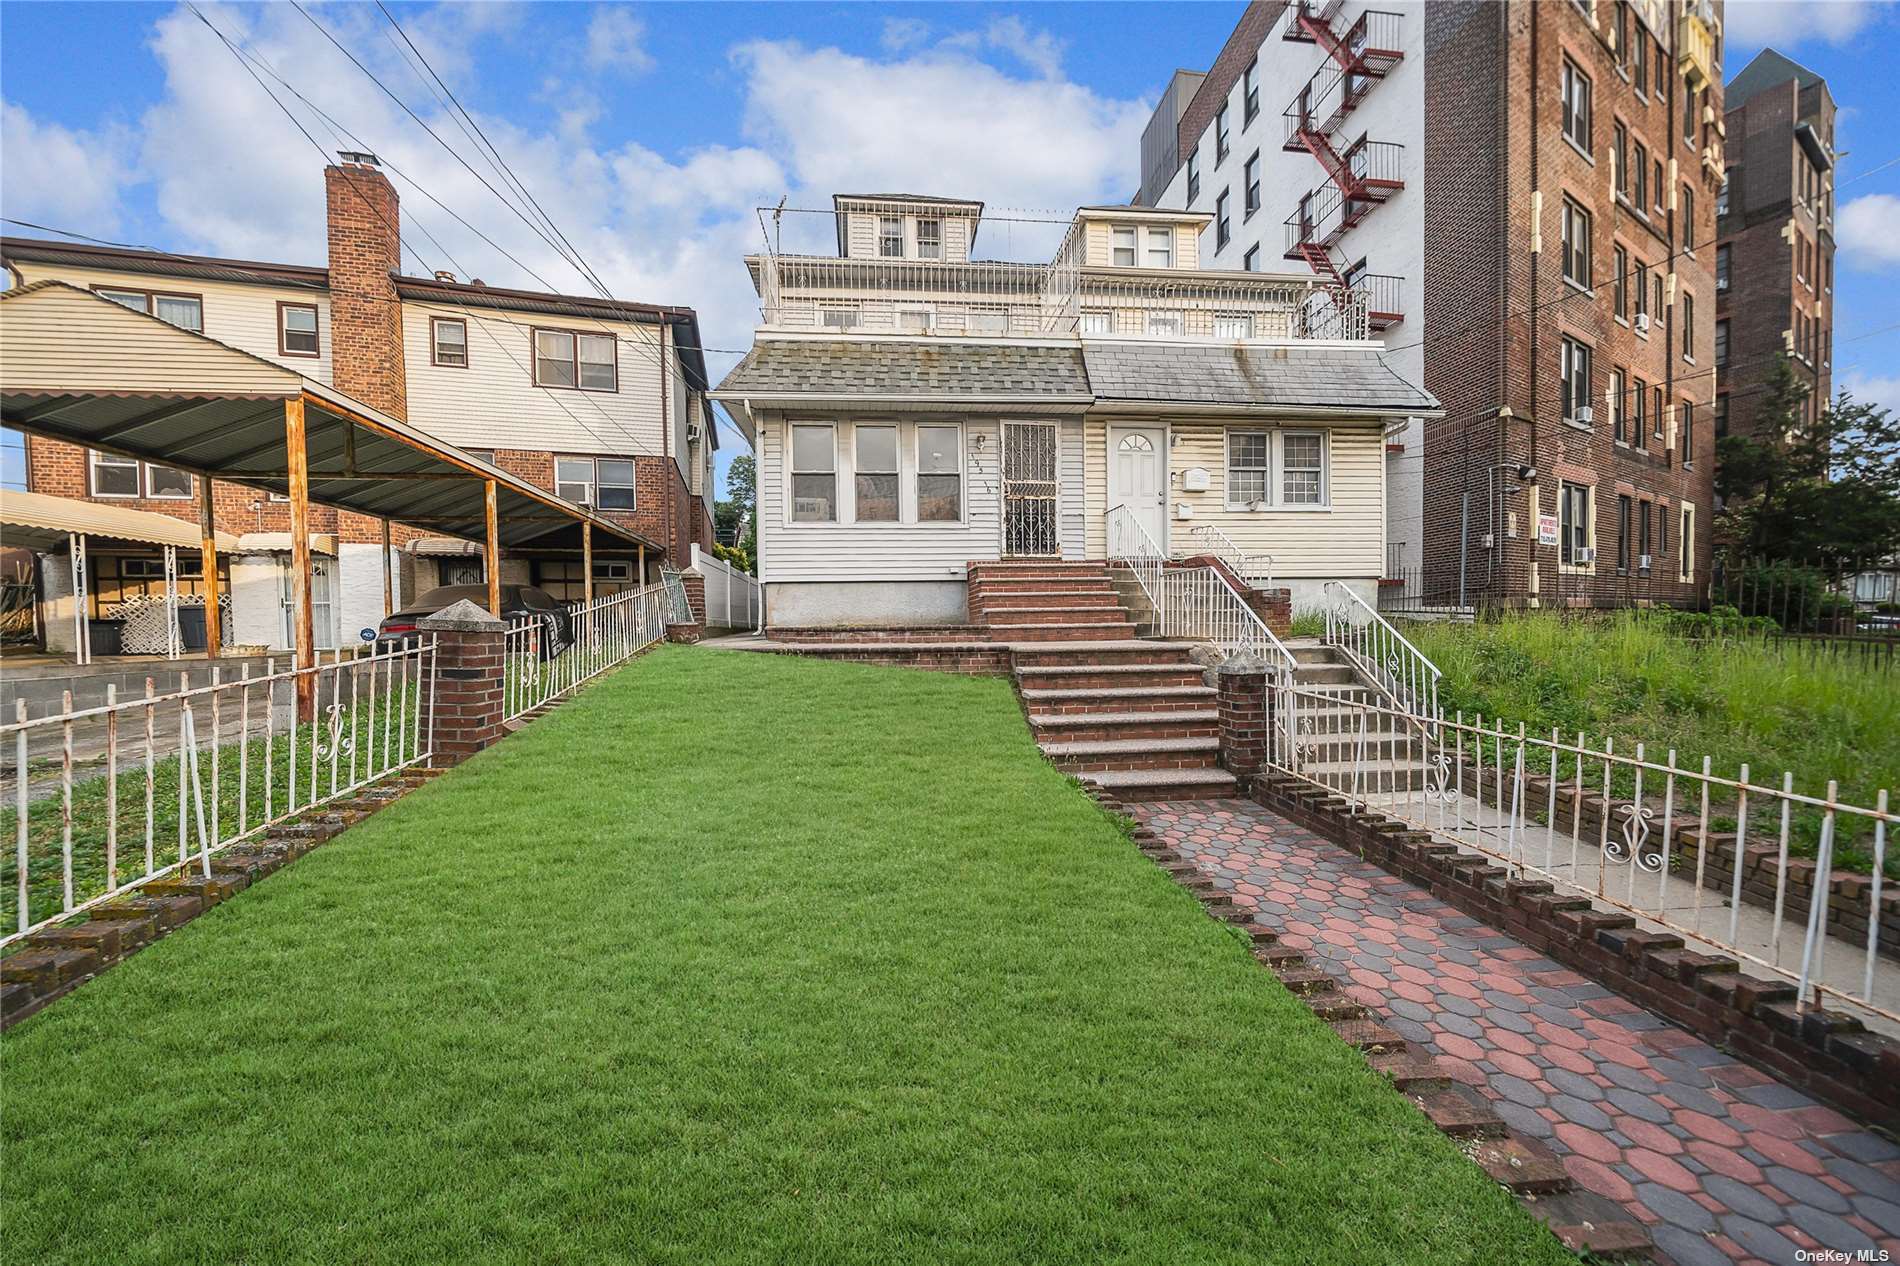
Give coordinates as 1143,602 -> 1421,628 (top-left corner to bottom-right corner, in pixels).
2,154 -> 725,650
1715,48 -> 1835,443
1141,0 -> 1724,609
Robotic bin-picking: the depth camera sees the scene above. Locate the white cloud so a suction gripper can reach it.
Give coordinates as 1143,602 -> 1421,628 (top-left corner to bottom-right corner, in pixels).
1724,0 -> 1890,47
586,7 -> 653,76
1839,371 -> 1900,415
0,102 -> 136,234
1837,193 -> 1900,271
880,17 -> 930,52
981,16 -> 1066,79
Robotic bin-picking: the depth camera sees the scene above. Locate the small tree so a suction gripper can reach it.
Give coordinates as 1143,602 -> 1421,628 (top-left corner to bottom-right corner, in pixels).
714,454 -> 758,574
1715,358 -> 1900,565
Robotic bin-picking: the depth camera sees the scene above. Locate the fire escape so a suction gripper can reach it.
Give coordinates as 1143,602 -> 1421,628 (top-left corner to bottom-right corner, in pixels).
1280,2 -> 1406,329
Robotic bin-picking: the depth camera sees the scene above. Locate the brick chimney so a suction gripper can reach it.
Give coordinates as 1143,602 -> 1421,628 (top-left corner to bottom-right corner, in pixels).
325,152 -> 408,421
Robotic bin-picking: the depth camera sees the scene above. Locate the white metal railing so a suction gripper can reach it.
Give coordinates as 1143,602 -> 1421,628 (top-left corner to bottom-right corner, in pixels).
503,584 -> 671,723
688,546 -> 761,630
1159,566 -> 1298,678
1106,504 -> 1167,614
3,638 -> 438,949
1188,524 -> 1274,587
1322,579 -> 1440,721
1265,684 -> 1897,1028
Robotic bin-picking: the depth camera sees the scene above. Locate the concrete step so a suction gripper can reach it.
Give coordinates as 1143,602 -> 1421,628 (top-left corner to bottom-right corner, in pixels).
1015,664 -> 1206,692
1039,735 -> 1222,772
1302,759 -> 1427,790
1010,641 -> 1201,667
1029,709 -> 1221,744
980,600 -> 1124,619
967,562 -> 1111,580
1289,644 -> 1350,666
1082,766 -> 1240,802
1017,684 -> 1218,715
1293,664 -> 1358,686
1004,622 -> 1141,642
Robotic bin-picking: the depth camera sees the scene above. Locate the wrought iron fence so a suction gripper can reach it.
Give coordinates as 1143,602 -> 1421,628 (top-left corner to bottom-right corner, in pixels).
1187,524 -> 1274,586
2,638 -> 438,948
1265,684 -> 1897,1027
1708,552 -> 1900,635
503,584 -> 671,723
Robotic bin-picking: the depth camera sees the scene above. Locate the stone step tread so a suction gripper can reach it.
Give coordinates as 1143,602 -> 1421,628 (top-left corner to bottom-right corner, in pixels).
768,641 -> 996,651
1083,767 -> 1240,790
1029,709 -> 1220,729
1038,736 -> 1221,757
1013,664 -> 1201,679
1018,685 -> 1218,703
1008,639 -> 1202,652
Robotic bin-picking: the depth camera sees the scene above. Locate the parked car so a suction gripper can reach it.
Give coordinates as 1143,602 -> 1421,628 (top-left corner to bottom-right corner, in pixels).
376,584 -> 571,657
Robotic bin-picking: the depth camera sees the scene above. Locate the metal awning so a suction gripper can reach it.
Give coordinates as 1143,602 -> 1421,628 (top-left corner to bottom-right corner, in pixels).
0,488 -> 239,553
0,280 -> 661,556
234,532 -> 338,556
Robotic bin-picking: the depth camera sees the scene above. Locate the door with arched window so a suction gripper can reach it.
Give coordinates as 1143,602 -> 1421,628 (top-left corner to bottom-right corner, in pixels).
1107,426 -> 1167,550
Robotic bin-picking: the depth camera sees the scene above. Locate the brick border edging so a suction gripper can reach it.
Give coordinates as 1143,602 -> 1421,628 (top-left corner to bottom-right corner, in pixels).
0,768 -> 440,1031
1073,781 -> 1652,1261
1249,772 -> 1900,1135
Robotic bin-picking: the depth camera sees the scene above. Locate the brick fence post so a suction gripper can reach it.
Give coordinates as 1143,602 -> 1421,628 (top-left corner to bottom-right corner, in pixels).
681,570 -> 706,625
416,599 -> 505,764
1216,660 -> 1268,791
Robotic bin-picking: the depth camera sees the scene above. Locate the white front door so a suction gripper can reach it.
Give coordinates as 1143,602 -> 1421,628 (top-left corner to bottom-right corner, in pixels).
281,557 -> 336,650
1108,426 -> 1167,550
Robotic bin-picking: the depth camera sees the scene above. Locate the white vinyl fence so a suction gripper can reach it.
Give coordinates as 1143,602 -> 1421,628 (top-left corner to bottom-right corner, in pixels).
1265,685 -> 1897,1028
3,638 -> 438,948
688,545 -> 761,630
503,584 -> 671,722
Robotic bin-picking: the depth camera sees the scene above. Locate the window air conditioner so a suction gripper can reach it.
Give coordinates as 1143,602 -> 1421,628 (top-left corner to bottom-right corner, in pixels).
687,421 -> 704,444
1635,314 -> 1652,334
1577,547 -> 1596,564
1638,553 -> 1653,571
1576,405 -> 1595,424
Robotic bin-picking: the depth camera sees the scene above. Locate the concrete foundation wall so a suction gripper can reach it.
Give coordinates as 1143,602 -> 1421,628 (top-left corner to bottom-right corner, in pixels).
766,581 -> 969,628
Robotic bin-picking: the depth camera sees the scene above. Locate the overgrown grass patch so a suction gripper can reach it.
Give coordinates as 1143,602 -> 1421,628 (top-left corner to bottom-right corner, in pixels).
2,647 -> 1568,1265
1404,613 -> 1898,873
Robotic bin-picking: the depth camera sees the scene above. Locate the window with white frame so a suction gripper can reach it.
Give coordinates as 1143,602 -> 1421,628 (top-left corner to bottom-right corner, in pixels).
789,425 -> 836,522
279,303 -> 319,357
88,450 -> 191,499
1215,313 -> 1254,339
1111,226 -> 1137,267
1144,227 -> 1174,268
533,329 -> 617,391
1679,503 -> 1695,580
879,216 -> 903,258
144,463 -> 192,499
1281,432 -> 1324,504
1244,58 -> 1260,124
916,219 -> 942,260
555,457 -> 597,504
1561,58 -> 1592,151
1562,197 -> 1592,287
1227,431 -> 1269,506
1609,366 -> 1625,442
96,287 -> 203,332
1561,335 -> 1593,424
819,303 -> 860,331
1079,310 -> 1111,334
595,458 -> 635,510
916,425 -> 961,521
854,425 -> 899,522
88,450 -> 140,498
1146,310 -> 1184,336
1559,480 -> 1592,567
431,317 -> 468,367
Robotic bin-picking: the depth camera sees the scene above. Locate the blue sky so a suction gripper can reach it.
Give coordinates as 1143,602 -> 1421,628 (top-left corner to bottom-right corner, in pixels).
2,0 -> 1897,497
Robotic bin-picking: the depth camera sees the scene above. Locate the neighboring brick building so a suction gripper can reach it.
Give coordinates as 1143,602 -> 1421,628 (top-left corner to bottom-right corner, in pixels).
2,154 -> 731,650
1716,48 -> 1835,443
1138,0 -> 1725,609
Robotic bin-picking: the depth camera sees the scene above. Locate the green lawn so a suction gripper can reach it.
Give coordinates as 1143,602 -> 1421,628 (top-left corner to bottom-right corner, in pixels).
1405,612 -> 1898,873
2,648 -> 1567,1265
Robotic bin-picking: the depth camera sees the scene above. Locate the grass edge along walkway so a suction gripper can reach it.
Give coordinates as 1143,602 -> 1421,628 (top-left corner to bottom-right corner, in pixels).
2,647 -> 1572,1265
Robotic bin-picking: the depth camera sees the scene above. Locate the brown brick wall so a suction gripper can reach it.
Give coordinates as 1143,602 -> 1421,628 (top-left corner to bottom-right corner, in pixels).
1421,0 -> 1718,609
325,161 -> 408,423
1175,1 -> 1288,178
484,448 -> 707,561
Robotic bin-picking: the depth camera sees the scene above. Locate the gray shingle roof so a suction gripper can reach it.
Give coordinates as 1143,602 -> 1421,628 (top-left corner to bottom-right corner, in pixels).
1081,343 -> 1439,412
714,340 -> 1091,399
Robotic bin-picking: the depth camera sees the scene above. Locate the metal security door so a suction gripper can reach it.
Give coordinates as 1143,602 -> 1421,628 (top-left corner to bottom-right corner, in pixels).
1002,422 -> 1059,556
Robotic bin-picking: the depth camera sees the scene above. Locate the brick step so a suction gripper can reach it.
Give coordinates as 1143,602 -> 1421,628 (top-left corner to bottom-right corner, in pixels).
1018,684 -> 1219,715
969,579 -> 1118,596
1028,709 -> 1221,744
1015,664 -> 1206,692
1039,735 -> 1222,772
976,591 -> 1127,610
980,600 -> 1124,619
1081,766 -> 1240,802
967,561 -> 1110,577
1009,640 -> 1201,666
1004,621 -> 1141,641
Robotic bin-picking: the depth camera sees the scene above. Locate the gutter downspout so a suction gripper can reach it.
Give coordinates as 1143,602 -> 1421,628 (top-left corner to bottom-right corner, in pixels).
661,319 -> 674,564
1525,0 -> 1540,608
743,398 -> 765,635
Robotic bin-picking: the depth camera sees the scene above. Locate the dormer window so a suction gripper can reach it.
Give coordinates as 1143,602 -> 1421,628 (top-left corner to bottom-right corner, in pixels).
1112,226 -> 1137,267
917,219 -> 942,260
879,216 -> 903,258
1144,227 -> 1174,269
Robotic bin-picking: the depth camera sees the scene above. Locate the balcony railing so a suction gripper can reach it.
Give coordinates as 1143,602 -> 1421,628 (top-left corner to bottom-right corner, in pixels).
1357,272 -> 1403,329
1283,146 -> 1405,257
753,253 -> 1371,342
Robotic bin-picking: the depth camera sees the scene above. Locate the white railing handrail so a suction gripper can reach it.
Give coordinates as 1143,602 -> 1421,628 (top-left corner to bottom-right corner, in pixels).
504,584 -> 670,722
1188,524 -> 1275,587
1198,566 -> 1299,677
1322,578 -> 1440,722
1262,682 -> 1896,1028
1106,503 -> 1167,609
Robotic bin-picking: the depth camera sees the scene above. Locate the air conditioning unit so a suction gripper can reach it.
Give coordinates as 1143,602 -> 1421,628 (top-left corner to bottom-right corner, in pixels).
1577,547 -> 1597,564
1576,405 -> 1595,424
1638,553 -> 1653,571
687,421 -> 704,444
1635,314 -> 1652,334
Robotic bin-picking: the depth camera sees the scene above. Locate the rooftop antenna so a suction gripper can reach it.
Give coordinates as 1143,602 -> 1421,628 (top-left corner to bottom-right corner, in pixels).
772,196 -> 786,254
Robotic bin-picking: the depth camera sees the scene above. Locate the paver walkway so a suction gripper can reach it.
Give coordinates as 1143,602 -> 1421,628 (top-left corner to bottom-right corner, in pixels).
1137,799 -> 1900,1266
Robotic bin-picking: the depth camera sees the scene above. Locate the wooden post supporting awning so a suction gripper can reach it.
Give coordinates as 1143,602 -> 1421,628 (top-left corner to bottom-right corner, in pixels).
285,396 -> 316,719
